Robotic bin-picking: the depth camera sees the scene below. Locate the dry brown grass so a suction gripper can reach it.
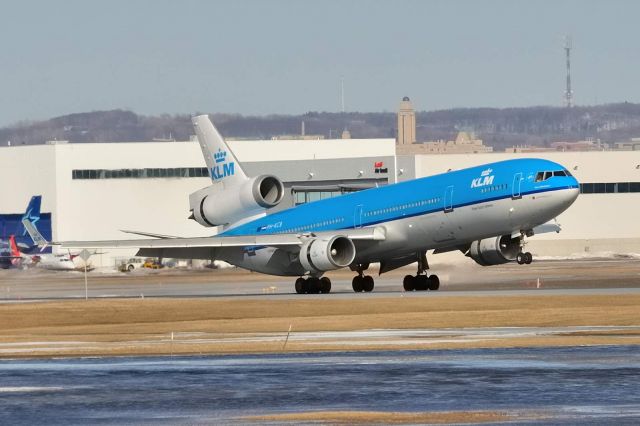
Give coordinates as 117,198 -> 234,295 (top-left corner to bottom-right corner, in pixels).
242,410 -> 519,424
1,294 -> 639,358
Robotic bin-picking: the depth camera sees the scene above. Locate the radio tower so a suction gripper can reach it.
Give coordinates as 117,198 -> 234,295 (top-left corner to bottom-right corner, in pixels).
564,36 -> 573,107
340,76 -> 345,113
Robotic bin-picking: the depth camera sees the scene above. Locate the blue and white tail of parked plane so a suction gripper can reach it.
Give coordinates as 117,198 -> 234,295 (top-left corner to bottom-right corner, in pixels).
0,196 -> 42,254
55,115 -> 579,294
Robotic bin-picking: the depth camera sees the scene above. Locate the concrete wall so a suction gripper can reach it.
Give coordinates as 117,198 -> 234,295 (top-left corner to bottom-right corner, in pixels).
0,145 -> 57,214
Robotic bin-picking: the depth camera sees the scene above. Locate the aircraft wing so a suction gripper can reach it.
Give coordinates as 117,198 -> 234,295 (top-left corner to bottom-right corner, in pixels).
120,229 -> 182,239
57,226 -> 387,250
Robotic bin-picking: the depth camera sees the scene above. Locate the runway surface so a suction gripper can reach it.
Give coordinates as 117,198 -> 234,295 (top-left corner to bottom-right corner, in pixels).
1,259 -> 639,423
1,345 -> 639,425
1,258 -> 640,301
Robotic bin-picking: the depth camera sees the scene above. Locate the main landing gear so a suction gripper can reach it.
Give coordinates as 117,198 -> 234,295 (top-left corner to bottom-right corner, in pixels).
516,231 -> 533,265
403,250 -> 440,292
516,251 -> 533,265
295,276 -> 332,294
351,263 -> 374,292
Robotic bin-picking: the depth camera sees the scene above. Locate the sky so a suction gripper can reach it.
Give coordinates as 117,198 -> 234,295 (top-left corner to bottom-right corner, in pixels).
1,0 -> 638,126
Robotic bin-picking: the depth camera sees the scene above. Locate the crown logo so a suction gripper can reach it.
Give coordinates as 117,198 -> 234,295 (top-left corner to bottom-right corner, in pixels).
213,149 -> 227,163
481,168 -> 493,177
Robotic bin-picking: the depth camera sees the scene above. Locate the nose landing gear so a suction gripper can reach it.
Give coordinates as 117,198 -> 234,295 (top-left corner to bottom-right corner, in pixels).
516,231 -> 533,265
516,251 -> 533,265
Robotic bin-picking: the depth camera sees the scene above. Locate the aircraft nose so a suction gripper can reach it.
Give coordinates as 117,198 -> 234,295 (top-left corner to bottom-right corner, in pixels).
563,180 -> 580,206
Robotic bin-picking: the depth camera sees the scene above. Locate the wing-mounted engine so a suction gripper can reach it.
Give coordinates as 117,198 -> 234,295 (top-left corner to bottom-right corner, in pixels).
190,175 -> 284,227
467,235 -> 520,266
299,235 -> 356,273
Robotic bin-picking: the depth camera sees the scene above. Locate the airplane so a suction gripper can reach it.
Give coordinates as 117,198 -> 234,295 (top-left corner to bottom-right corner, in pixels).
0,195 -> 46,253
20,220 -> 96,271
51,115 -> 579,294
0,235 -> 24,269
29,253 -> 93,272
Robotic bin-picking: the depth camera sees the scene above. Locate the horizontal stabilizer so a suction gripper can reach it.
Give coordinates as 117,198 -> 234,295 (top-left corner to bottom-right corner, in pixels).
22,218 -> 48,251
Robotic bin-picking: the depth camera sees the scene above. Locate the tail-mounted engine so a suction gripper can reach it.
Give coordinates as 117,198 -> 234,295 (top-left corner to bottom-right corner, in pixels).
468,235 -> 520,266
190,175 -> 284,227
299,236 -> 356,273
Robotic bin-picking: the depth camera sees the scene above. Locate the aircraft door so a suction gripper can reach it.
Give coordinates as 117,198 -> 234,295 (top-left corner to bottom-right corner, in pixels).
434,186 -> 456,242
444,185 -> 454,212
512,173 -> 523,199
354,204 -> 363,229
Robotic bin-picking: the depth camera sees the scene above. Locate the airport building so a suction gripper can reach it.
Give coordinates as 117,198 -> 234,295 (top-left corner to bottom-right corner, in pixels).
1,105 -> 640,269
0,137 -> 396,268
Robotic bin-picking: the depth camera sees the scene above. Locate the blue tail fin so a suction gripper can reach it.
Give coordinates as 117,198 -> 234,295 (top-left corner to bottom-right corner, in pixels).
21,196 -> 42,236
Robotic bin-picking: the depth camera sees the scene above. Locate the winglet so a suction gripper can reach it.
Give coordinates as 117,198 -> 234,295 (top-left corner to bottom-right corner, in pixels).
22,218 -> 49,251
192,114 -> 248,187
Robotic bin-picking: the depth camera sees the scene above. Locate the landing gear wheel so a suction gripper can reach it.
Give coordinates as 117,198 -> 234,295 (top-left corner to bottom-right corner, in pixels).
352,276 -> 364,292
427,275 -> 440,291
524,252 -> 533,264
319,277 -> 332,293
307,277 -> 321,294
516,252 -> 525,265
414,275 -> 428,291
362,275 -> 374,292
403,275 -> 415,292
295,277 -> 305,294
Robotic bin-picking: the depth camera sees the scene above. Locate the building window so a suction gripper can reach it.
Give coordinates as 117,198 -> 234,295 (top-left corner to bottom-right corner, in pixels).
579,182 -> 640,194
71,167 -> 209,180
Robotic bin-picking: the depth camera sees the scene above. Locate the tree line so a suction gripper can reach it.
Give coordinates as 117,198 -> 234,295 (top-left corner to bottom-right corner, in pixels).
2,103 -> 640,149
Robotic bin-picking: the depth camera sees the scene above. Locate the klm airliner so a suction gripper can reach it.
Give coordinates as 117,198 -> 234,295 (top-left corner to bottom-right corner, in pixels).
55,115 -> 579,294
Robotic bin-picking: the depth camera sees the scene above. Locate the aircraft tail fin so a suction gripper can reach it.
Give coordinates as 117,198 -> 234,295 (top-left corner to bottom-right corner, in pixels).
192,114 -> 248,187
24,196 -> 41,219
9,235 -> 20,258
8,235 -> 24,267
21,195 -> 42,236
22,218 -> 49,251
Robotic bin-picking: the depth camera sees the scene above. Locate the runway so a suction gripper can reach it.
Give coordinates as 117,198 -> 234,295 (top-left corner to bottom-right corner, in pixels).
1,258 -> 640,301
1,258 -> 639,423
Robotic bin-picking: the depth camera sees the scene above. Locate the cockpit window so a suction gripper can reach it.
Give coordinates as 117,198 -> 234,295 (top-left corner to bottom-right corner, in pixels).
564,169 -> 573,177
536,170 -> 569,182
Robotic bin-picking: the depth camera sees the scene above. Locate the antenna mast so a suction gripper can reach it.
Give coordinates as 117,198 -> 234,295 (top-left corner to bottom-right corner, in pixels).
564,36 -> 573,107
340,76 -> 345,113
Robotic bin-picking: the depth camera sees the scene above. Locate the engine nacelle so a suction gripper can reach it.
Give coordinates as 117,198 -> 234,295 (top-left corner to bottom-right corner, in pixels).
190,175 -> 284,227
468,235 -> 520,266
299,236 -> 356,273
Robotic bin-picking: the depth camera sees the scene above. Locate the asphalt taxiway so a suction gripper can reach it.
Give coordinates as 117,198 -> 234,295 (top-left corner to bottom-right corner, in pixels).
1,258 -> 640,301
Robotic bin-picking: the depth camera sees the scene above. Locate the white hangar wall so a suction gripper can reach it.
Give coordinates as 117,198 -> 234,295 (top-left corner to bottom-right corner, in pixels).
2,140 -> 639,269
0,138 -> 396,268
